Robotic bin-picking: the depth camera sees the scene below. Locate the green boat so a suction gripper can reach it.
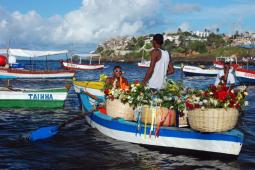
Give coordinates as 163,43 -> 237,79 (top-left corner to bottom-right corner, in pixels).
0,87 -> 68,108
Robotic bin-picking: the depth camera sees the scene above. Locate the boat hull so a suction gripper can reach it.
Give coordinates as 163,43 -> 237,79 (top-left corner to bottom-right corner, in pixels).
183,66 -> 220,76
80,93 -> 243,155
0,68 -> 75,79
62,61 -> 104,70
235,68 -> 255,84
0,88 -> 67,108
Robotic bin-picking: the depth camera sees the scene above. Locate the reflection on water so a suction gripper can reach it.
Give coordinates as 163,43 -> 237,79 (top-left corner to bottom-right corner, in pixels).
0,61 -> 255,169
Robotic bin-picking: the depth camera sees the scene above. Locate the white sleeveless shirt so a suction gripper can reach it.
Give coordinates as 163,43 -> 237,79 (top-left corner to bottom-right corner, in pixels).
148,49 -> 170,90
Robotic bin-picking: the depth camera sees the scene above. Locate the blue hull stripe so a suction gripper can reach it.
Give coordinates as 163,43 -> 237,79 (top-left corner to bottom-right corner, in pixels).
183,72 -> 217,77
237,77 -> 255,84
81,94 -> 244,144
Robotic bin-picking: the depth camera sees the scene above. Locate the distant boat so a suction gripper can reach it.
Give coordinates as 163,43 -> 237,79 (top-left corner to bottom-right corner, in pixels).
182,65 -> 220,76
138,60 -> 150,68
213,56 -> 240,69
0,48 -> 75,79
61,53 -> 104,70
0,87 -> 68,108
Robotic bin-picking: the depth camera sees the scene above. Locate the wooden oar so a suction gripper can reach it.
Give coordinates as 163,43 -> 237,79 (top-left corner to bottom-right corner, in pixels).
28,113 -> 90,142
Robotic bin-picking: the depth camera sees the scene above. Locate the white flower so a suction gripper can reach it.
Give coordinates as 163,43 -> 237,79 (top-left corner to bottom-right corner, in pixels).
201,106 -> 205,110
199,101 -> 203,106
244,92 -> 248,96
203,99 -> 208,104
245,101 -> 249,106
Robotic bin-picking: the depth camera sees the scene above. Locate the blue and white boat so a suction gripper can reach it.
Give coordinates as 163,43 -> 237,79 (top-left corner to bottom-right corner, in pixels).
182,65 -> 220,76
80,93 -> 244,156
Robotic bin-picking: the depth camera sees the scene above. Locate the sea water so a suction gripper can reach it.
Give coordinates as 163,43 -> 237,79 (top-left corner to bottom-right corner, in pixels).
0,61 -> 255,169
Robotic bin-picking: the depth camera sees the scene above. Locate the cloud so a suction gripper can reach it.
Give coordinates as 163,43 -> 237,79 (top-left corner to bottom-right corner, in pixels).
0,0 -> 160,48
179,22 -> 190,31
162,1 -> 201,14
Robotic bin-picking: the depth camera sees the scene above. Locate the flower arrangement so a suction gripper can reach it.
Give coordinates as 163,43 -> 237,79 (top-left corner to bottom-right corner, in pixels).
156,80 -> 185,112
104,79 -> 185,112
185,84 -> 248,110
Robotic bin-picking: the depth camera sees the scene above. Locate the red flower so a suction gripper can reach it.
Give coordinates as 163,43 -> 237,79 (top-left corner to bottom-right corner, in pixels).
220,84 -> 228,91
104,89 -> 110,95
209,84 -> 217,92
204,91 -> 209,97
217,91 -> 228,101
134,80 -> 140,84
185,98 -> 195,110
236,103 -> 241,109
228,91 -> 236,99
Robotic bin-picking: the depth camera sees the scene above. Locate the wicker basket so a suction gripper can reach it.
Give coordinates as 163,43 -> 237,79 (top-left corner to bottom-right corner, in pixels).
106,99 -> 134,120
141,105 -> 176,126
188,108 -> 239,132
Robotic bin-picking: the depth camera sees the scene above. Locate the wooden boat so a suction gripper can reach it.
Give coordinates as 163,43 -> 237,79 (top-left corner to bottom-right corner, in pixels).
0,67 -> 75,79
0,48 -> 75,79
80,93 -> 244,155
61,53 -> 104,70
72,79 -> 104,97
182,65 -> 220,76
0,87 -> 68,108
235,68 -> 255,84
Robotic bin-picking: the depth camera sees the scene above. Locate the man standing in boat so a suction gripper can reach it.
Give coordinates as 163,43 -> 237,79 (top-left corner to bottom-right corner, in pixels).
142,33 -> 174,90
214,61 -> 235,90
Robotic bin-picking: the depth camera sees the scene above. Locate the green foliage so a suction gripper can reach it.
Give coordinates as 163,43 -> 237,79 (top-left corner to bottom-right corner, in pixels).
95,46 -> 104,53
102,49 -> 114,56
144,43 -> 152,49
206,33 -> 225,48
188,41 -> 207,53
173,47 -> 186,53
162,39 -> 175,52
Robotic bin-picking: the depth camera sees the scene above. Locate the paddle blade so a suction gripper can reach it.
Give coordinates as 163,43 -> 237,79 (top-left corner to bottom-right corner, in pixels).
28,125 -> 59,142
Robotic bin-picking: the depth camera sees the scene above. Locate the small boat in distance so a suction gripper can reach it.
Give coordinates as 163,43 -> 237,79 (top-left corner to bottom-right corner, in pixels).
61,53 -> 104,70
213,56 -> 240,69
0,48 -> 75,79
182,65 -> 220,76
138,60 -> 150,68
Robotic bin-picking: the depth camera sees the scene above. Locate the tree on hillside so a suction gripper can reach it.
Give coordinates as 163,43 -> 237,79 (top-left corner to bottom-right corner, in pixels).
207,33 -> 225,48
137,36 -> 145,48
95,46 -> 104,53
188,41 -> 207,53
216,28 -> 220,34
163,39 -> 175,52
177,28 -> 182,34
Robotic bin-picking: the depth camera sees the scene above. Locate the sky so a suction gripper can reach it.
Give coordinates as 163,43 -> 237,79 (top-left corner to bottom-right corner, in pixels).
0,0 -> 255,51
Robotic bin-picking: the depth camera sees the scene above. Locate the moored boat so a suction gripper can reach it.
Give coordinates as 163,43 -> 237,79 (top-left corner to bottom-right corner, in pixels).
235,68 -> 255,84
182,65 -> 220,76
72,79 -> 104,97
0,48 -> 75,79
0,87 -> 68,108
79,93 -> 244,156
61,53 -> 104,70
0,68 -> 75,79
213,56 -> 240,69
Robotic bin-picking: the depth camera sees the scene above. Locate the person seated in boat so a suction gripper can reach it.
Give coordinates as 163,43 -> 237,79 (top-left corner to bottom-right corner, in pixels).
105,66 -> 129,89
142,33 -> 174,91
214,62 -> 235,89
